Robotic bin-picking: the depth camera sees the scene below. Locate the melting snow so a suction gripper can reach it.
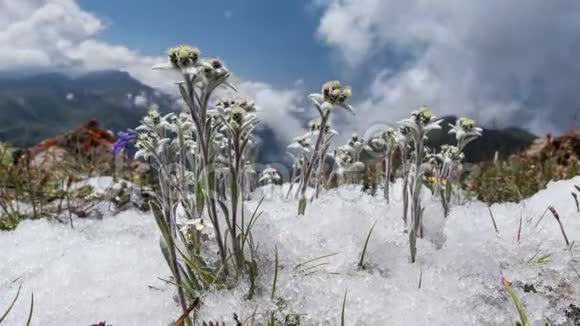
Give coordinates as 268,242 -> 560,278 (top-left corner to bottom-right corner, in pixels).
1,177 -> 579,325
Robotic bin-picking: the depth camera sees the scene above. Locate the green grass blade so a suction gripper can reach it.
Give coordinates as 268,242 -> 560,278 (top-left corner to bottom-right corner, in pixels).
298,262 -> 329,273
340,289 -> 348,326
501,275 -> 528,326
358,219 -> 379,269
0,285 -> 21,323
298,197 -> 307,215
271,246 -> 279,300
25,293 -> 33,326
175,298 -> 199,326
268,312 -> 275,326
537,254 -> 551,265
418,265 -> 423,289
294,252 -> 339,270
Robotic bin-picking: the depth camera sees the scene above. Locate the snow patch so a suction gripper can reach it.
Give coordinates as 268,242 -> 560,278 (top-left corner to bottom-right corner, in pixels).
0,177 -> 578,325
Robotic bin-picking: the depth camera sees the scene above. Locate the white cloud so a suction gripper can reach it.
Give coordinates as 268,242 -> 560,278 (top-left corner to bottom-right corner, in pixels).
236,80 -> 305,144
133,94 -> 148,107
0,0 -> 174,91
0,0 -> 306,147
316,0 -> 580,134
65,92 -> 74,101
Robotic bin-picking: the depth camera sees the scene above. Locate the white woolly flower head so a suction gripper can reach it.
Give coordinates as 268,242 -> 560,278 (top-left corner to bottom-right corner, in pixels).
152,44 -> 201,74
308,80 -> 354,114
216,98 -> 258,133
398,106 -> 443,140
179,218 -> 214,241
288,134 -> 313,154
259,166 -> 281,184
449,117 -> 483,147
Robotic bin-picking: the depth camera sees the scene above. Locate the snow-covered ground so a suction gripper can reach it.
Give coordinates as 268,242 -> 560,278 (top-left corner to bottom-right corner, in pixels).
0,209 -> 179,325
1,177 -> 579,325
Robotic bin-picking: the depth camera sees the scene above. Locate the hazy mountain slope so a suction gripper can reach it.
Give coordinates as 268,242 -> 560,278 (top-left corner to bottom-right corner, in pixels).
0,71 -> 537,163
0,71 -> 174,147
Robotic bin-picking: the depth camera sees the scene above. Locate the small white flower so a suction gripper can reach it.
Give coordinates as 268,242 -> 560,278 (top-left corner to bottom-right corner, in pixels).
398,106 -> 442,142
180,218 -> 213,234
259,166 -> 281,184
448,117 -> 482,150
152,44 -> 201,75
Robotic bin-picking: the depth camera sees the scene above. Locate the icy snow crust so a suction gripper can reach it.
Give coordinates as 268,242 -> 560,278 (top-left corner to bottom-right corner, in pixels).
1,177 -> 579,325
0,209 -> 179,325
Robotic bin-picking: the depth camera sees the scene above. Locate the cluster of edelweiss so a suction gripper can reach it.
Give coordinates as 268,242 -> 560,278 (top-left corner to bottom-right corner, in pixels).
285,87 -> 482,262
121,44 -> 482,322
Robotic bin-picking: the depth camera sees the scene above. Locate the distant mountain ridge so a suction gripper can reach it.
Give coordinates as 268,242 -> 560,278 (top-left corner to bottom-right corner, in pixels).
0,70 -> 175,147
0,70 -> 538,164
426,116 -> 538,162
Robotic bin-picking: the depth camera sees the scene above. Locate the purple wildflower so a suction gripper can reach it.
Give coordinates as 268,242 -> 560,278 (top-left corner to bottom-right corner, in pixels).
110,129 -> 137,155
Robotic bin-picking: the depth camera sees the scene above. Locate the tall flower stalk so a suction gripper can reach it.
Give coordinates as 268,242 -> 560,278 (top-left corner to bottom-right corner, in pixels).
216,98 -> 258,268
430,145 -> 464,217
133,44 -> 261,323
297,81 -> 353,215
372,128 -> 397,203
397,126 -> 412,225
445,117 -> 482,204
399,106 -> 442,263
286,135 -> 312,200
309,120 -> 337,200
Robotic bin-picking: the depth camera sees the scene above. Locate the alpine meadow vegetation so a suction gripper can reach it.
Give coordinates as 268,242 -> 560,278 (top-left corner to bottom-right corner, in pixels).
121,43 -> 492,322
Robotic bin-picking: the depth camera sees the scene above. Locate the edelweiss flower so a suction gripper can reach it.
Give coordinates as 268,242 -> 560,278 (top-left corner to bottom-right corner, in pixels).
259,166 -> 281,184
202,57 -> 227,78
287,134 -> 312,154
166,112 -> 194,133
134,132 -> 155,160
334,146 -> 353,165
370,127 -> 397,153
306,119 -> 337,137
434,145 -> 464,178
200,57 -> 237,91
308,80 -> 354,113
345,133 -> 372,161
140,110 -> 162,129
217,98 -> 258,133
398,106 -> 442,140
153,44 -> 201,74
448,117 -> 483,149
396,126 -> 412,148
180,218 -> 213,234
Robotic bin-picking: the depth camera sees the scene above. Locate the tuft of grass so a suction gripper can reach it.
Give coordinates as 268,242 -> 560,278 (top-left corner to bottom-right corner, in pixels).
175,298 -> 200,326
488,206 -> 499,234
534,207 -> 550,228
418,265 -> 423,289
25,293 -> 33,326
271,246 -> 279,300
358,219 -> 379,269
295,252 -> 338,271
571,192 -> 579,212
0,285 -> 21,323
340,289 -> 348,326
501,274 -> 528,326
548,206 -> 570,246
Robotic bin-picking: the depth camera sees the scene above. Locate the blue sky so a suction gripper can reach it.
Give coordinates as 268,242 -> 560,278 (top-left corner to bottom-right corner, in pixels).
79,0 -> 336,89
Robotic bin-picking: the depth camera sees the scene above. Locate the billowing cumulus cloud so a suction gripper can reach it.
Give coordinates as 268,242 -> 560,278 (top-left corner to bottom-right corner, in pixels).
316,0 -> 580,134
0,0 -> 307,145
